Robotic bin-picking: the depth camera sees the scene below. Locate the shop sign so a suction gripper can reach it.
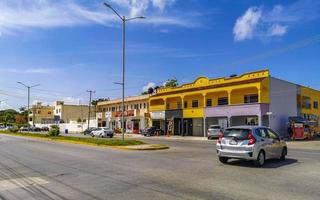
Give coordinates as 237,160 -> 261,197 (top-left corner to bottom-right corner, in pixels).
114,110 -> 136,117
150,111 -> 165,119
105,112 -> 112,118
96,112 -> 102,119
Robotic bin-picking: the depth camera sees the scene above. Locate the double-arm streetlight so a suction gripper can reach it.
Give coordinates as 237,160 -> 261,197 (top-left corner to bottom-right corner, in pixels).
103,2 -> 146,141
17,82 -> 40,126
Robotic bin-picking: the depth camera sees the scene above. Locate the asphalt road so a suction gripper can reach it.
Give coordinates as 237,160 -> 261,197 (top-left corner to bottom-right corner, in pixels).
0,134 -> 319,200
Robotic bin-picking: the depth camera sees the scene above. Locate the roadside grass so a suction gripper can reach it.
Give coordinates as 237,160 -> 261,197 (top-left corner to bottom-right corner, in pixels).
0,131 -> 145,146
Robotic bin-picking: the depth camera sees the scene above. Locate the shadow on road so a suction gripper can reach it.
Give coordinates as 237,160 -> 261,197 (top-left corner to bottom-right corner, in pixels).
226,158 -> 298,169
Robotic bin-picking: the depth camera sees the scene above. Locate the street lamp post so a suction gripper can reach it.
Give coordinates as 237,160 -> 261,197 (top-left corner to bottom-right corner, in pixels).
17,82 -> 40,126
104,2 -> 145,141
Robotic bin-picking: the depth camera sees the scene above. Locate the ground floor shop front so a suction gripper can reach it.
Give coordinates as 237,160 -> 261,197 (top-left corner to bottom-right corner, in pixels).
99,117 -> 148,134
150,103 -> 271,137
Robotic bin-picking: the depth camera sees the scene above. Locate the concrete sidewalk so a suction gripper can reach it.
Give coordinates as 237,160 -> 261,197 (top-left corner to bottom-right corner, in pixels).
123,133 -> 209,141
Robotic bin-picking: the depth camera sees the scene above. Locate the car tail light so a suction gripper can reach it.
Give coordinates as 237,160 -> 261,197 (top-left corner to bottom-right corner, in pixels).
248,130 -> 256,145
218,131 -> 223,144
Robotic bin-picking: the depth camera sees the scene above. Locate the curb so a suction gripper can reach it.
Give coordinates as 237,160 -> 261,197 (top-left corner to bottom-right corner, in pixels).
0,133 -> 169,151
113,144 -> 169,151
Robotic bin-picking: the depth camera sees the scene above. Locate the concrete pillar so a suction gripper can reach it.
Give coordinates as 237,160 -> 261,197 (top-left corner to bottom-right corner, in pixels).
258,115 -> 262,126
203,93 -> 207,137
181,118 -> 184,136
203,117 -> 206,137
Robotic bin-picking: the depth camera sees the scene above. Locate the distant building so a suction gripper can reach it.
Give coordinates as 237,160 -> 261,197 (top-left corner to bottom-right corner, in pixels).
29,102 -> 54,125
96,95 -> 150,133
53,101 -> 96,124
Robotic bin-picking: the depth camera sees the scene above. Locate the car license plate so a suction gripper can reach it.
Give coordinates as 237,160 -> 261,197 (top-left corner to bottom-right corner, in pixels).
229,140 -> 237,145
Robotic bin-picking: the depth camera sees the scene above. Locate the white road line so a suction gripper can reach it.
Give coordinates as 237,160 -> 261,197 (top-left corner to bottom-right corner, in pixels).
0,177 -> 49,191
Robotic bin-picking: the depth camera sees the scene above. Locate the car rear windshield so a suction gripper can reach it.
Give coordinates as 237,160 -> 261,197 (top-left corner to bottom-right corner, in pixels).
210,126 -> 220,129
223,129 -> 250,140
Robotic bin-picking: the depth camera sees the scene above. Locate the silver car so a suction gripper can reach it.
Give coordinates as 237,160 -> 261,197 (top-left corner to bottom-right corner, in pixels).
207,125 -> 222,140
216,126 -> 287,167
91,127 -> 114,138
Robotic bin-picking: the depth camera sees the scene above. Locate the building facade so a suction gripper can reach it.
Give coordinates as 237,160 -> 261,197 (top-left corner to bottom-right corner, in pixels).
53,101 -> 96,124
96,95 -> 150,133
29,102 -> 54,125
149,70 -> 320,137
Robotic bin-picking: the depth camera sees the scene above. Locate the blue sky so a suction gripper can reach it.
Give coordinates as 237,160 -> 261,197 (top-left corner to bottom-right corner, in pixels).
0,0 -> 320,110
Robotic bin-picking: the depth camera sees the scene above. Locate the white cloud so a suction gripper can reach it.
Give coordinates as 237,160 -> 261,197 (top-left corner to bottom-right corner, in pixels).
268,24 -> 287,36
234,0 -> 320,41
233,7 -> 262,41
0,0 -> 190,35
110,0 -> 176,16
61,97 -> 83,105
142,82 -> 156,92
152,0 -> 176,11
0,67 -> 56,74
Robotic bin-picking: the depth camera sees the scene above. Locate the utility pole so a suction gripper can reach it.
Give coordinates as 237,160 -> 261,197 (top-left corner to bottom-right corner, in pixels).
104,2 -> 145,141
17,82 -> 40,127
86,90 -> 95,129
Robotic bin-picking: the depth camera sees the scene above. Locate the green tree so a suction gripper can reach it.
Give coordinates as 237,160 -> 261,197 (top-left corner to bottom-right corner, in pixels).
164,77 -> 178,88
0,109 -> 18,126
91,98 -> 110,106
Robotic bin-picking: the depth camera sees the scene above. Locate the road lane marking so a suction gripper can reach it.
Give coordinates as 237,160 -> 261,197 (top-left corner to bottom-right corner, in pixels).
0,177 -> 49,191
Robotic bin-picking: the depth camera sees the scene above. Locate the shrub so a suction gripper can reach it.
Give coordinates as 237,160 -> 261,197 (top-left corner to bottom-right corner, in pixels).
9,127 -> 19,133
48,125 -> 60,136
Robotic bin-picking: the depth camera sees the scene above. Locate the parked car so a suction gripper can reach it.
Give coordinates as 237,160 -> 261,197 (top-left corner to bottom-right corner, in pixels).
0,126 -> 9,131
207,125 -> 222,140
91,127 -> 114,138
84,127 -> 96,135
216,126 -> 287,167
41,127 -> 49,132
20,126 -> 30,132
141,126 -> 164,137
30,127 -> 41,132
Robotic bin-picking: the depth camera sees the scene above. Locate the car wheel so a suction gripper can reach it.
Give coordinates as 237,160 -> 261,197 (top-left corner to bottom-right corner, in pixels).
280,147 -> 287,161
254,151 -> 265,167
219,157 -> 228,164
92,135 -> 94,137
109,135 -> 113,138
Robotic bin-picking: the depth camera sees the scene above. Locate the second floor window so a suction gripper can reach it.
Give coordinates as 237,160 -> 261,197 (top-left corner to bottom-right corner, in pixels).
244,94 -> 258,103
302,96 -> 311,109
314,101 -> 319,109
206,99 -> 212,107
218,97 -> 228,106
192,100 -> 199,108
166,103 -> 170,109
184,101 -> 188,108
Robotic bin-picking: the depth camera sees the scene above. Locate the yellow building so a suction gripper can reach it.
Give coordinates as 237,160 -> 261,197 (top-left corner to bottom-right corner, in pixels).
299,87 -> 320,131
96,95 -> 150,133
29,102 -> 54,125
149,69 -> 320,137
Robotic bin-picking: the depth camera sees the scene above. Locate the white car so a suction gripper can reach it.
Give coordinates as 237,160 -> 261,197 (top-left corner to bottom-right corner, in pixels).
91,127 -> 114,138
